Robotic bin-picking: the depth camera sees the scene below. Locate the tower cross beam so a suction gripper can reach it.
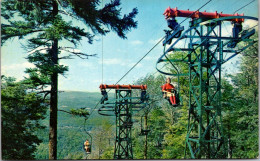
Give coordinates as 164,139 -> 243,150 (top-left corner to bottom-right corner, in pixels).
163,7 -> 244,23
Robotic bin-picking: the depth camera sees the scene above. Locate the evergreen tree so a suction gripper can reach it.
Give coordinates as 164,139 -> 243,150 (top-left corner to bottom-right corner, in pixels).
1,76 -> 48,160
1,0 -> 138,159
222,33 -> 258,158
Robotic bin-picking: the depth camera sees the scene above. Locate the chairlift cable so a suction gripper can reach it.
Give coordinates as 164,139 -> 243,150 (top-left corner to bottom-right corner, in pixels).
105,1 -> 214,89
233,0 -> 256,14
111,36 -> 166,87
245,24 -> 258,31
178,0 -> 213,25
102,0 -> 104,84
82,0 -> 105,121
82,0 -> 217,134
102,35 -> 104,84
222,0 -> 243,13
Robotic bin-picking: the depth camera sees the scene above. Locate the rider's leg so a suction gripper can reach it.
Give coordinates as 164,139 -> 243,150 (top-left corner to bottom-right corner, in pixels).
169,96 -> 175,105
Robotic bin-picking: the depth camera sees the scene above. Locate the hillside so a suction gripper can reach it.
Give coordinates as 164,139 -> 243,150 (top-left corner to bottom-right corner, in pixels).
35,91 -> 115,159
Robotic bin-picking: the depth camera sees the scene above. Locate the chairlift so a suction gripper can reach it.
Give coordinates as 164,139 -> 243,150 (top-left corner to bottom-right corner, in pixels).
161,88 -> 181,107
83,139 -> 91,154
139,114 -> 150,136
83,121 -> 93,154
161,79 -> 181,107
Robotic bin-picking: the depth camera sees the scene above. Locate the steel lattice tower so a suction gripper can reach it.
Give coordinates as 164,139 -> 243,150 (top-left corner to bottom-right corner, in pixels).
185,20 -> 226,159
157,8 -> 257,159
184,16 -> 256,158
99,84 -> 148,159
114,89 -> 133,159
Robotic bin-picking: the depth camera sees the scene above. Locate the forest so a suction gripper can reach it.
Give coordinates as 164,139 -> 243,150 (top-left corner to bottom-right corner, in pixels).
1,0 -> 259,160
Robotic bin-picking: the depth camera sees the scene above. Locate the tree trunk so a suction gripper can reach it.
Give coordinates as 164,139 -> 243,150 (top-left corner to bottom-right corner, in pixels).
227,122 -> 232,159
49,0 -> 59,159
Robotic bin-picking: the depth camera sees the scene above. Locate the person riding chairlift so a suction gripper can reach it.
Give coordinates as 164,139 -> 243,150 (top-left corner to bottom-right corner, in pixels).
161,77 -> 177,106
84,139 -> 91,153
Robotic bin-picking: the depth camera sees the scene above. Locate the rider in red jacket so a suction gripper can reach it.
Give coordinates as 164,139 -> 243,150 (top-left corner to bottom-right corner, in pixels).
161,77 -> 176,106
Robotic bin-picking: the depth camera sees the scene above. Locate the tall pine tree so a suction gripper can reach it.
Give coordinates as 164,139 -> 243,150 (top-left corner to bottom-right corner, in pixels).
2,0 -> 138,159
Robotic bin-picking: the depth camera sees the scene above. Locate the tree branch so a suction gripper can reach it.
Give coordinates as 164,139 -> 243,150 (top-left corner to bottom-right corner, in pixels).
59,47 -> 97,59
55,0 -> 80,20
58,109 -> 72,115
27,47 -> 50,54
58,55 -> 74,60
2,28 -> 45,43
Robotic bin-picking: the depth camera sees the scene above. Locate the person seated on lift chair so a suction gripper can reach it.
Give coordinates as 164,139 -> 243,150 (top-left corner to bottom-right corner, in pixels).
161,77 -> 177,106
84,139 -> 91,153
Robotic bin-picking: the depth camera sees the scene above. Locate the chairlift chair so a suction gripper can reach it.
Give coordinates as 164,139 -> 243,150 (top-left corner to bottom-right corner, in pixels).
161,84 -> 181,107
84,139 -> 91,154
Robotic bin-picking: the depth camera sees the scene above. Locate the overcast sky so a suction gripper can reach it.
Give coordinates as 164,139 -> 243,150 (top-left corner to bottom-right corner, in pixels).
2,0 -> 259,92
